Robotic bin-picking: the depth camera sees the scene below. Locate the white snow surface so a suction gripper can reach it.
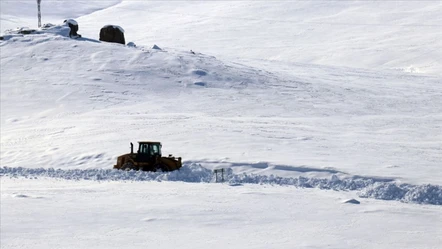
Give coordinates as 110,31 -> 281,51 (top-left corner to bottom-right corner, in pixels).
1,25 -> 441,185
1,1 -> 442,248
74,0 -> 442,75
2,177 -> 441,249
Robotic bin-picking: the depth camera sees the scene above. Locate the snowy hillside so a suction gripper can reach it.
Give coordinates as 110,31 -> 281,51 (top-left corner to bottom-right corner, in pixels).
1,26 -> 441,185
77,1 -> 442,75
1,1 -> 441,249
2,1 -> 441,74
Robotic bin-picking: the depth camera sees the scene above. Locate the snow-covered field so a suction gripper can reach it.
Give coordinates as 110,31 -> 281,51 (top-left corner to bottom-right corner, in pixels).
1,1 -> 441,248
2,177 -> 441,249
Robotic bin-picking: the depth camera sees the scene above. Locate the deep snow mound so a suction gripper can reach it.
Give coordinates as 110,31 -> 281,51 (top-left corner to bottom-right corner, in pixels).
1,23 -> 75,41
359,182 -> 442,205
228,173 -> 442,205
2,165 -> 441,205
1,27 -> 284,120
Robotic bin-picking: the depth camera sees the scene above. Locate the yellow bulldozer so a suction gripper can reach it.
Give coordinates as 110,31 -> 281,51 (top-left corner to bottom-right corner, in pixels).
114,141 -> 182,172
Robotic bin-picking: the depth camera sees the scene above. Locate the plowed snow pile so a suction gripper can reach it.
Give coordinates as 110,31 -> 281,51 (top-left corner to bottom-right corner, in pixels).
2,165 -> 441,205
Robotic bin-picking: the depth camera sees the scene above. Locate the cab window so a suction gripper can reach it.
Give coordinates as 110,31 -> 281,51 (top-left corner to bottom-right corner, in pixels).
139,144 -> 149,154
151,144 -> 161,156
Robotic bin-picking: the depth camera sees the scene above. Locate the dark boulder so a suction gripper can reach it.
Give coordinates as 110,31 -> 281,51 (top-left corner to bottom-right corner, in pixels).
99,25 -> 125,45
64,19 -> 81,38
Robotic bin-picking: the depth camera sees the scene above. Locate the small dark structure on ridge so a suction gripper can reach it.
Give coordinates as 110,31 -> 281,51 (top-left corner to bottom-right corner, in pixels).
99,25 -> 125,45
64,19 -> 81,38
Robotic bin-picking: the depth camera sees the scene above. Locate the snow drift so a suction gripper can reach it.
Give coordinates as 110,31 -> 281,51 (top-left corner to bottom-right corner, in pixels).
2,165 -> 441,205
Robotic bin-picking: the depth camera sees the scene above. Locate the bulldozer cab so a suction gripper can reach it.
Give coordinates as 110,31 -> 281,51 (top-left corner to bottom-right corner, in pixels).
136,142 -> 162,162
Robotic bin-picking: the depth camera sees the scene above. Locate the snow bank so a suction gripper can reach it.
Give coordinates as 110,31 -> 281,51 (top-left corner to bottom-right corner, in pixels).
1,24 -> 72,40
0,163 -> 213,183
1,165 -> 441,205
360,183 -> 442,205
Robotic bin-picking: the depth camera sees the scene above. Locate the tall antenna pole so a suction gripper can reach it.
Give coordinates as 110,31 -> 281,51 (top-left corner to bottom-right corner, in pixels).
37,0 -> 42,28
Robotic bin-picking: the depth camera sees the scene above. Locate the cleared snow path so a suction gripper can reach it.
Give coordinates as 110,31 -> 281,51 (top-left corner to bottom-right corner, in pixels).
2,165 -> 441,206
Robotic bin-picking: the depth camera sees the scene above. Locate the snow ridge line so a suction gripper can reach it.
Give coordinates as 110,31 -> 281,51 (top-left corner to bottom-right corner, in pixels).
1,165 -> 441,205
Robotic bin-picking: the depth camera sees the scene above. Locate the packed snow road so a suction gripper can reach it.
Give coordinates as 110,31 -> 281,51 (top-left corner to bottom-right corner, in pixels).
2,177 -> 442,249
